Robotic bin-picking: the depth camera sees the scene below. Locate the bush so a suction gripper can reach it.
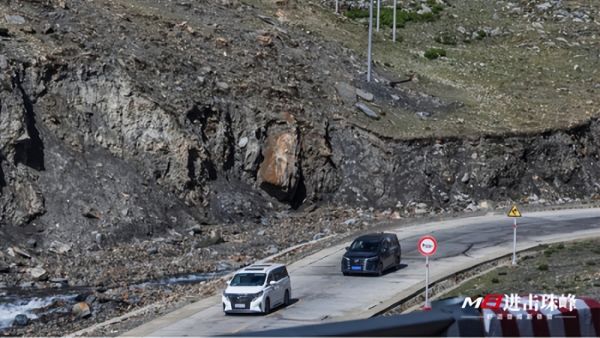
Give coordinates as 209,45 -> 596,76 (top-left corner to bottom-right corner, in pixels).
538,263 -> 549,271
424,48 -> 447,60
345,8 -> 370,20
491,277 -> 500,283
556,243 -> 565,250
344,4 -> 443,28
586,261 -> 596,266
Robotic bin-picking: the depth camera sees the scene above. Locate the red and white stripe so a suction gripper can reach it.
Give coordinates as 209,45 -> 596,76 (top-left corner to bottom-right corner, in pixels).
479,295 -> 600,337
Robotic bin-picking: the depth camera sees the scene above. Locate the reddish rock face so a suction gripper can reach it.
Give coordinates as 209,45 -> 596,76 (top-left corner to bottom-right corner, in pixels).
258,127 -> 300,201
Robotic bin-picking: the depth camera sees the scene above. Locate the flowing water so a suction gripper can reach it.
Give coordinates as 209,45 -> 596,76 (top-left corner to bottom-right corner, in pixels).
0,271 -> 228,330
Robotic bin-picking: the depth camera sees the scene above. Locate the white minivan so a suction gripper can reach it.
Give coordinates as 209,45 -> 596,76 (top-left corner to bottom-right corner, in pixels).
222,263 -> 292,314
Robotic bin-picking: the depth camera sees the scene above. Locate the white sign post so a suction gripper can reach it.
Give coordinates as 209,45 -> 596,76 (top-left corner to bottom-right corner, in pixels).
392,0 -> 397,42
418,235 -> 438,310
376,0 -> 381,32
335,0 -> 339,14
367,0 -> 374,82
507,205 -> 522,266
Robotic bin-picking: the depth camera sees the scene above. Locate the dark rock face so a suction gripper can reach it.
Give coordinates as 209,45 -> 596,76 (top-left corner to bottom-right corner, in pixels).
330,122 -> 600,210
0,0 -> 599,252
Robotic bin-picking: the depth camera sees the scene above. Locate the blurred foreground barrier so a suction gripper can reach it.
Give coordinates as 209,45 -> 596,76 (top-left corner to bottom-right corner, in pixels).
481,296 -> 600,337
228,297 -> 600,337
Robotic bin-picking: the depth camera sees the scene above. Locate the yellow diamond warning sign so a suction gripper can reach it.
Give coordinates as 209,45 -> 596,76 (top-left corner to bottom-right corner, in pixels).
507,205 -> 522,217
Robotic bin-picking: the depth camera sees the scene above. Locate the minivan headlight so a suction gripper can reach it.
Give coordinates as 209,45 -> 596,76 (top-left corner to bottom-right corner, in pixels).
252,291 -> 264,301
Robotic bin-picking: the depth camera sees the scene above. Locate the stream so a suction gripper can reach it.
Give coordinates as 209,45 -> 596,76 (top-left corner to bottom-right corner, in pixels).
0,271 -> 228,330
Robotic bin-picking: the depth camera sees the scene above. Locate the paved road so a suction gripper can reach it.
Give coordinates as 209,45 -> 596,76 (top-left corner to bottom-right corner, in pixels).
124,208 -> 600,336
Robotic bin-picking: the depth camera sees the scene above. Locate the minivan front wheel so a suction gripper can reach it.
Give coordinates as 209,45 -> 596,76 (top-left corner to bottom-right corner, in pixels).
376,262 -> 383,276
264,298 -> 271,314
284,290 -> 290,306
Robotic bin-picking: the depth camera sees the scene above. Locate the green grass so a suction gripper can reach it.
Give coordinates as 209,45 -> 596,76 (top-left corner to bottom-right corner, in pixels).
424,48 -> 447,59
443,239 -> 600,301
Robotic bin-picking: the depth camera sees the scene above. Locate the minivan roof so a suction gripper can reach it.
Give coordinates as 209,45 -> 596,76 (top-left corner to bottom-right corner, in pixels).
355,233 -> 396,241
238,263 -> 285,274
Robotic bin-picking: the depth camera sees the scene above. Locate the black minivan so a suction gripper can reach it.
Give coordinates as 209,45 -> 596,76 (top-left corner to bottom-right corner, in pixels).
341,233 -> 402,276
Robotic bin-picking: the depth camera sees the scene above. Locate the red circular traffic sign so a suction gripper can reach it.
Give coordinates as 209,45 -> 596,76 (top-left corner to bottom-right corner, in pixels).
417,235 -> 438,256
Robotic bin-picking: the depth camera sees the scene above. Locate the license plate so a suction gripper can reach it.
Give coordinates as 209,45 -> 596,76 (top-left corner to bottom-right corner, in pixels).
351,266 -> 362,271
234,303 -> 245,309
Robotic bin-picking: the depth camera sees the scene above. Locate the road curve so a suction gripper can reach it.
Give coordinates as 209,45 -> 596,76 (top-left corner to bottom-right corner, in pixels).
124,208 -> 600,336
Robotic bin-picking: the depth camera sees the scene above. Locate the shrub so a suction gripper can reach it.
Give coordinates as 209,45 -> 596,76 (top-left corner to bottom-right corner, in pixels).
344,4 -> 443,28
345,8 -> 370,19
424,48 -> 447,60
491,277 -> 500,283
538,263 -> 549,271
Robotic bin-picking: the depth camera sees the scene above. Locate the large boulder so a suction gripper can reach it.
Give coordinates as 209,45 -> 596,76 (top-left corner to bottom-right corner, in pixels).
72,302 -> 92,319
257,123 -> 301,202
28,267 -> 47,281
13,314 -> 29,327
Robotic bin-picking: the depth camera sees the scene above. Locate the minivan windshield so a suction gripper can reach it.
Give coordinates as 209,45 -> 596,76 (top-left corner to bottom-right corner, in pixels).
349,239 -> 381,252
230,273 -> 266,286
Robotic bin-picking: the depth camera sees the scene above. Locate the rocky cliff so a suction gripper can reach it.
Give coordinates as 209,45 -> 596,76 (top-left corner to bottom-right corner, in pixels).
1,0 -> 599,251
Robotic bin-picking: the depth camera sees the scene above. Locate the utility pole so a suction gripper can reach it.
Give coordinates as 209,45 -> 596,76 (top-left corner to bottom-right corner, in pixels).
376,0 -> 381,32
367,0 -> 373,82
393,0 -> 397,42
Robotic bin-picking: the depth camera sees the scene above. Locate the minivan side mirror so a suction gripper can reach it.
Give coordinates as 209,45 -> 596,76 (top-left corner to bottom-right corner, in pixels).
345,246 -> 350,251
226,280 -> 231,285
269,280 -> 277,286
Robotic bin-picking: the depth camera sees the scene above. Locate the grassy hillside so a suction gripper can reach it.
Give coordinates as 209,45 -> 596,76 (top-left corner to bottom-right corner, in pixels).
249,0 -> 600,139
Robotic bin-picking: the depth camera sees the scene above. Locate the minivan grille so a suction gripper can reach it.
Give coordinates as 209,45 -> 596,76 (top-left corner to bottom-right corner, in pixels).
227,294 -> 254,303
